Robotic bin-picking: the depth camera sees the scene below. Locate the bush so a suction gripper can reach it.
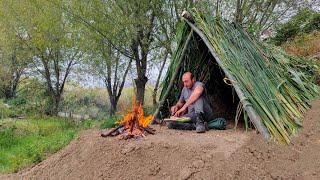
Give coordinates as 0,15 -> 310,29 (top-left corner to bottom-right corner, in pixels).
100,116 -> 119,129
6,78 -> 50,117
6,97 -> 27,106
80,119 -> 98,129
0,100 -> 17,119
273,9 -> 320,45
305,13 -> 320,32
282,30 -> 320,58
59,84 -> 109,120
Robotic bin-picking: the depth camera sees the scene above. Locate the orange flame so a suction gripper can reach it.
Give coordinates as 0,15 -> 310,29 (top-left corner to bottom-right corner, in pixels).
120,97 -> 153,129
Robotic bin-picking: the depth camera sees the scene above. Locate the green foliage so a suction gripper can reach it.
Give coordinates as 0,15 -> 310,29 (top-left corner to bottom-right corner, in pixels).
60,84 -> 109,119
0,117 -> 93,174
0,99 -> 16,119
0,0 -> 85,115
80,119 -> 98,129
100,116 -> 119,129
1,78 -> 49,117
281,30 -> 320,59
273,9 -> 320,45
143,106 -> 156,116
6,97 -> 27,106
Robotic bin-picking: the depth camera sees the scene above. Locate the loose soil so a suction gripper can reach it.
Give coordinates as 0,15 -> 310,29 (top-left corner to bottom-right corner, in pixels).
2,99 -> 320,180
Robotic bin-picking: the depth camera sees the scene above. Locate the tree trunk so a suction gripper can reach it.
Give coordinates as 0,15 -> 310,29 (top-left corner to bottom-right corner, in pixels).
3,84 -> 14,99
3,77 -> 20,99
3,57 -> 23,99
50,94 -> 61,116
4,90 -> 14,99
109,96 -> 117,116
8,70 -> 22,99
106,84 -> 118,116
235,0 -> 243,23
135,75 -> 148,105
109,102 -> 117,116
129,6 -> 155,106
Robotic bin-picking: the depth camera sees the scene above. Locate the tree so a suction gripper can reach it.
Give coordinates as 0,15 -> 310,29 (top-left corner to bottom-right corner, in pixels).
273,9 -> 320,45
62,0 -> 134,115
112,0 -> 193,105
86,41 -> 132,116
0,49 -> 28,99
192,0 -> 317,36
1,0 -> 84,115
151,0 -> 194,107
0,14 -> 31,99
69,0 -> 172,105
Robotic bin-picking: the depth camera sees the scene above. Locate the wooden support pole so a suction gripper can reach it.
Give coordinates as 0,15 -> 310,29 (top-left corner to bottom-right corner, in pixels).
182,17 -> 270,140
152,29 -> 194,123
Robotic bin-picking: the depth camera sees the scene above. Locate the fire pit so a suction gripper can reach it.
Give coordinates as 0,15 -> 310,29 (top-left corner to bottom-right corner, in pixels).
101,100 -> 155,139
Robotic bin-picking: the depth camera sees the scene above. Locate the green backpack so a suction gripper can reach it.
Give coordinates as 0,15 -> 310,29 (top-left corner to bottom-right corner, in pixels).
207,118 -> 227,130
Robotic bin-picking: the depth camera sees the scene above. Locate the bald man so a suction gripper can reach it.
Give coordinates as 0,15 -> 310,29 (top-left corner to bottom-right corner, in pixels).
168,72 -> 214,133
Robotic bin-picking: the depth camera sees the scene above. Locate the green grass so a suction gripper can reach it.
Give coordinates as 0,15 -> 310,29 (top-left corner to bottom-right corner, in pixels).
99,116 -> 119,129
0,117 -> 95,174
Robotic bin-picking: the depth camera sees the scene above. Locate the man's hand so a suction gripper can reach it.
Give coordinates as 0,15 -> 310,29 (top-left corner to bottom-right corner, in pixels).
174,106 -> 187,117
170,105 -> 178,115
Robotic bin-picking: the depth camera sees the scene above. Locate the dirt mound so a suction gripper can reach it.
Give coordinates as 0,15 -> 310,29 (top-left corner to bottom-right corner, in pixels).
2,125 -> 249,179
211,99 -> 320,180
2,99 -> 320,180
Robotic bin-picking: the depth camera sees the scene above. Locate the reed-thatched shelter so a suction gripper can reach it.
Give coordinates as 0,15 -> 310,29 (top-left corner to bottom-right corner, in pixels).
153,9 -> 319,144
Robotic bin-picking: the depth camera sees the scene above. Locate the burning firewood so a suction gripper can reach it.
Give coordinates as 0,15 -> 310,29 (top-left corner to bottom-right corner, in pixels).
101,100 -> 155,139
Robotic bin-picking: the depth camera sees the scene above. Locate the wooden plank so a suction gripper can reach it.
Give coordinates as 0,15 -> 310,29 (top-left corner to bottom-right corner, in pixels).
182,17 -> 270,140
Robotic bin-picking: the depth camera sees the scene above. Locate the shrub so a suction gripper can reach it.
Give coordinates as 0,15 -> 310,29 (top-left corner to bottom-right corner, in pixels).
273,9 -> 320,45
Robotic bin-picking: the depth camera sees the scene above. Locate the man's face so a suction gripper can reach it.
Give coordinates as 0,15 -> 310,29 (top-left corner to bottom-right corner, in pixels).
182,75 -> 194,89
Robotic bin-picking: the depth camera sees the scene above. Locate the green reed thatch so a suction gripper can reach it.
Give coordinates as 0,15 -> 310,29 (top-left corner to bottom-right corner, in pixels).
157,9 -> 319,144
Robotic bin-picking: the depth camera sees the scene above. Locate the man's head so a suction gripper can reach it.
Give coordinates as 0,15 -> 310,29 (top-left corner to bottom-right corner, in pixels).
182,72 -> 195,89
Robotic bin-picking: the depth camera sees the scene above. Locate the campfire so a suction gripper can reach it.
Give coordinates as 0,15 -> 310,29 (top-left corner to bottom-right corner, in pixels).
101,100 -> 155,139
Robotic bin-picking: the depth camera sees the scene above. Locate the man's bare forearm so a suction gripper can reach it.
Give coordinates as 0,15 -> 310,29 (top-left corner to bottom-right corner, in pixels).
175,100 -> 184,109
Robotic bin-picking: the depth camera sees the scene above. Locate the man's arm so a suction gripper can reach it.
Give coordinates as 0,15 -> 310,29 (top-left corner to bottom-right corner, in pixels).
175,99 -> 185,109
171,87 -> 186,115
171,99 -> 185,115
175,86 -> 204,116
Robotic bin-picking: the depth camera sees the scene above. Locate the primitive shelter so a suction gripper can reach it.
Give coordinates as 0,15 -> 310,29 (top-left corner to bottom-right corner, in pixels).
154,9 -> 319,144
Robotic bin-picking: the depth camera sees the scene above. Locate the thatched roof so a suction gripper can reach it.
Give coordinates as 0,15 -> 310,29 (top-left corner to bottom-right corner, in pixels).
154,9 -> 319,144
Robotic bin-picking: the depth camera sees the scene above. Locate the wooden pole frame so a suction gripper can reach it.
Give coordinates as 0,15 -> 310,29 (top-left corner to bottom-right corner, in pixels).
152,12 -> 270,140
182,17 -> 270,140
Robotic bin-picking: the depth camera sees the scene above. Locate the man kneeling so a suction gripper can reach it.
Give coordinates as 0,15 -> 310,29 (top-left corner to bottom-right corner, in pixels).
168,72 -> 214,133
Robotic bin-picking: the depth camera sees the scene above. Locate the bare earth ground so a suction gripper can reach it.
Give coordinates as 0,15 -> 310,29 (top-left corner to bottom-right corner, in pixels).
2,99 -> 320,180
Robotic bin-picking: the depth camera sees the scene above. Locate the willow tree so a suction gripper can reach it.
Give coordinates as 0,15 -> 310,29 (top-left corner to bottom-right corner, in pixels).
1,0 -> 84,115
192,0 -> 313,35
84,39 -> 132,115
0,5 -> 32,99
0,48 -> 29,99
69,0 -> 171,105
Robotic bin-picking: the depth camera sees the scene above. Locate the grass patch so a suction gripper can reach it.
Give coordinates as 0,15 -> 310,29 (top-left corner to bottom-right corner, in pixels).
100,116 -> 119,129
0,117 -> 94,174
